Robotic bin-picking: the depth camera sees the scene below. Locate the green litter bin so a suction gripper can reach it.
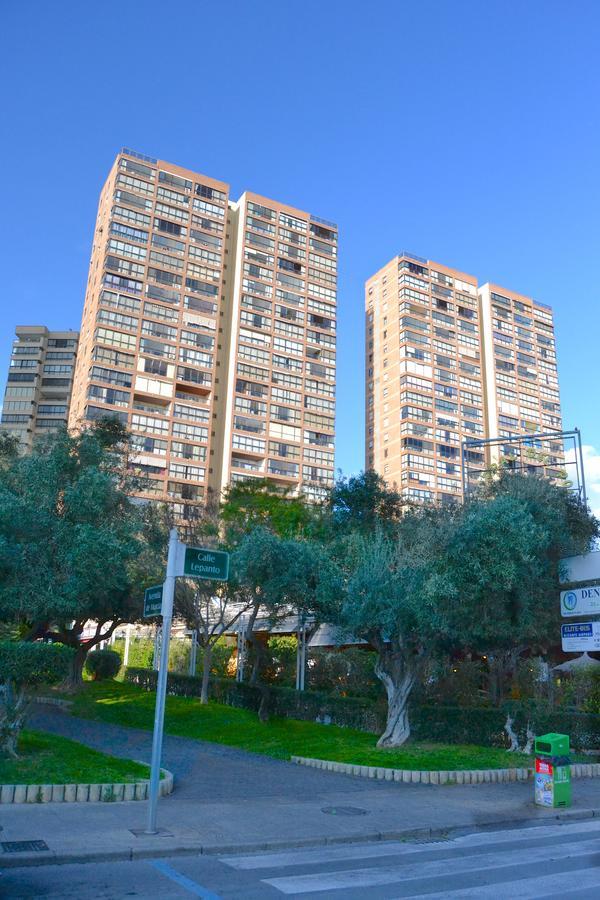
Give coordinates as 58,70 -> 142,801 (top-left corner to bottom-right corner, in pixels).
534,733 -> 571,808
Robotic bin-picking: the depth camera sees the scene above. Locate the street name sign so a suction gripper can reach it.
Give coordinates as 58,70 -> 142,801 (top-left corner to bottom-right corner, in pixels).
182,546 -> 229,581
560,584 -> 600,618
559,551 -> 600,585
561,621 -> 600,652
143,585 -> 163,617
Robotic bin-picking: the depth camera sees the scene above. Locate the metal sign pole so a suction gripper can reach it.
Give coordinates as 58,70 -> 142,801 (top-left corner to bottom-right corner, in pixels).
146,527 -> 179,834
153,626 -> 161,671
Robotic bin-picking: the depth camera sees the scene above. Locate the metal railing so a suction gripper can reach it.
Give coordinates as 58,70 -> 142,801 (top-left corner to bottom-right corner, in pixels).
310,215 -> 337,230
398,250 -> 428,264
121,147 -> 158,165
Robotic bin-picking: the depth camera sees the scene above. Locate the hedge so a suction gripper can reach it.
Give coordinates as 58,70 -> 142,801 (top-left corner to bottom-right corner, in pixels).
0,641 -> 74,687
411,704 -> 600,750
124,667 -> 386,733
123,667 -> 600,750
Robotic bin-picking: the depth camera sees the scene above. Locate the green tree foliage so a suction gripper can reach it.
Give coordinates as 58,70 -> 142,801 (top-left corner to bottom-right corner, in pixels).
325,470 -> 405,535
0,641 -> 74,757
0,432 -> 20,468
220,478 -> 315,541
215,528 -> 336,717
0,421 -> 163,687
319,509 -> 453,747
318,472 -> 598,747
444,474 -> 599,701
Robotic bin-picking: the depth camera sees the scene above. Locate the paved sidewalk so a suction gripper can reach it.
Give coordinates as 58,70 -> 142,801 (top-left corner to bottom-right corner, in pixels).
3,704 -> 600,868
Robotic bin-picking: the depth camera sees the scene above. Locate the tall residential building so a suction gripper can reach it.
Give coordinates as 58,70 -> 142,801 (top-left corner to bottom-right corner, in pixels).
1,326 -> 79,451
366,252 -> 564,502
217,193 -> 337,502
478,282 -> 564,481
69,149 -> 337,519
365,253 -> 486,503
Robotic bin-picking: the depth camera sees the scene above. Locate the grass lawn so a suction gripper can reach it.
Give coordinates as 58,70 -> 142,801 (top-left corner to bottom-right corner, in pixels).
0,730 -> 152,785
69,680 -> 539,771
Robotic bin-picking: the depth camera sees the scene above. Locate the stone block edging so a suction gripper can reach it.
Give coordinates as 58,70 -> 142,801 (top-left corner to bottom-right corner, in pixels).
33,696 -> 74,710
291,756 -> 600,785
0,769 -> 173,804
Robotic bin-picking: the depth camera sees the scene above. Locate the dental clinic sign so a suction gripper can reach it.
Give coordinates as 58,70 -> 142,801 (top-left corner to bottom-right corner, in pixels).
560,585 -> 600,618
181,546 -> 229,581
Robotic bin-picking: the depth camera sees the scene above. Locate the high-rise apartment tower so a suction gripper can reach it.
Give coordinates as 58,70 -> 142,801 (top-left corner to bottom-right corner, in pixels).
69,149 -> 337,518
366,252 -> 563,501
478,282 -> 563,480
1,326 -> 79,451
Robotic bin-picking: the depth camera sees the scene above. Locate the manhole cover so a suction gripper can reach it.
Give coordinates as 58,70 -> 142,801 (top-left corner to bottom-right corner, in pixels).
321,806 -> 368,816
2,840 -> 49,853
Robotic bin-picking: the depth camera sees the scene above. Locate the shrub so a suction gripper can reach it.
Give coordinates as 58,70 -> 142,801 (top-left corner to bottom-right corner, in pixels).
0,641 -> 74,758
124,667 -> 388,732
112,637 -> 155,669
417,658 -> 488,708
85,649 -> 121,681
123,666 -> 600,750
0,641 -> 74,687
168,639 -> 190,674
308,648 -> 383,699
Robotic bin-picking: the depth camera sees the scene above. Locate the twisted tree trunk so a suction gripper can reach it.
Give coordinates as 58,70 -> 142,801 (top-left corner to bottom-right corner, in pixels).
0,681 -> 28,758
372,641 -> 419,748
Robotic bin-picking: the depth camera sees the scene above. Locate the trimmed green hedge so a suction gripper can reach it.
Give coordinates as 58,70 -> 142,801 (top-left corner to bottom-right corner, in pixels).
413,704 -> 600,751
0,641 -> 74,687
124,667 -> 386,732
123,667 -> 600,750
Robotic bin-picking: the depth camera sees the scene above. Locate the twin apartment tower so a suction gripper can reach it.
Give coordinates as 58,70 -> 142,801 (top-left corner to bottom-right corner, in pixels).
69,148 -> 337,519
366,254 -> 562,503
2,148 -> 562,515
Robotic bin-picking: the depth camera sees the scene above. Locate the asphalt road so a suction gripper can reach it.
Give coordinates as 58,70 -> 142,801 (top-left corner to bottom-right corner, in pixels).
4,818 -> 600,899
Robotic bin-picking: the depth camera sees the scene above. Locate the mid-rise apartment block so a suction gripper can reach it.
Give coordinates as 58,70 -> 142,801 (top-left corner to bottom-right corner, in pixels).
1,326 -> 79,451
69,149 -> 337,518
366,253 -> 563,502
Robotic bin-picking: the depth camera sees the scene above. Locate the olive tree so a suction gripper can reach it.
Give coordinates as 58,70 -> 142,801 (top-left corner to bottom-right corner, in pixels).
320,477 -> 596,748
0,421 -> 164,688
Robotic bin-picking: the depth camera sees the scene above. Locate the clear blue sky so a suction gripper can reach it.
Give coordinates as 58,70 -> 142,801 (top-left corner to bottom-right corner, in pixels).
1,0 -> 599,490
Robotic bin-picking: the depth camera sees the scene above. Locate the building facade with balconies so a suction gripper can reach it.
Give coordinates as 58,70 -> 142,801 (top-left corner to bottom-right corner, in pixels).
1,326 -> 79,451
69,150 -> 337,518
366,253 -> 563,502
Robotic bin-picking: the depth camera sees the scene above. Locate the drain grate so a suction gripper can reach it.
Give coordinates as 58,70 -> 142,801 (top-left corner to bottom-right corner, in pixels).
2,840 -> 49,853
410,837 -> 450,845
321,806 -> 368,816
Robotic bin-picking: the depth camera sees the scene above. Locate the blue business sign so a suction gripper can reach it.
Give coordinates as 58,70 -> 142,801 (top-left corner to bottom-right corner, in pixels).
561,621 -> 600,652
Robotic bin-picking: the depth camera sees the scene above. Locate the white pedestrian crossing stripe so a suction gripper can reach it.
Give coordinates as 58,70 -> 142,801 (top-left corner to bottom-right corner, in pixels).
253,829 -> 600,895
399,864 -> 600,899
221,818 -> 600,871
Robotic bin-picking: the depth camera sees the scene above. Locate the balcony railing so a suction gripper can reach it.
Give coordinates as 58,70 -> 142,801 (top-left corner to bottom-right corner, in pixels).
121,147 -> 158,164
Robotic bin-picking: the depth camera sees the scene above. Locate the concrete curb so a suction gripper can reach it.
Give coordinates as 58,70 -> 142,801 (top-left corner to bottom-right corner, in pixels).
291,756 -> 600,784
33,696 -> 73,711
0,769 -> 173,804
2,805 -> 600,869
